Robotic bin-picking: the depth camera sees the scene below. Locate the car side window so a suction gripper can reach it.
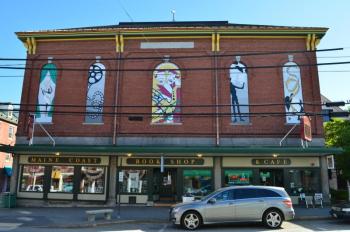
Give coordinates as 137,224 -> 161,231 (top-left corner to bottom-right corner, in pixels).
214,190 -> 234,202
256,189 -> 281,198
234,188 -> 257,200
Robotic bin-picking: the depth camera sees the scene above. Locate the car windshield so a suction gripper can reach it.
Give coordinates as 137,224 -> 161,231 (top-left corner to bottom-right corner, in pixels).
201,189 -> 222,201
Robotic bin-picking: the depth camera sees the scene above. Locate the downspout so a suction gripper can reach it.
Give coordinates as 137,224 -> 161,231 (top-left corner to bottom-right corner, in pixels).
214,33 -> 220,146
113,34 -> 122,145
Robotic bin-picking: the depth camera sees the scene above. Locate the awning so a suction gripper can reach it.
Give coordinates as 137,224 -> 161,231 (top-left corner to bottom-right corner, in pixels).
4,167 -> 12,177
0,144 -> 343,156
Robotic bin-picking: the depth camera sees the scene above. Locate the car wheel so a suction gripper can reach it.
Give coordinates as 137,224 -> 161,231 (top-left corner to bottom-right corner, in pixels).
181,211 -> 202,230
263,209 -> 283,229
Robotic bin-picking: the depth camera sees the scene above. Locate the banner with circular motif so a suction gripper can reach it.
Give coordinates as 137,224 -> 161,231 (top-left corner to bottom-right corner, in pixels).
283,60 -> 304,124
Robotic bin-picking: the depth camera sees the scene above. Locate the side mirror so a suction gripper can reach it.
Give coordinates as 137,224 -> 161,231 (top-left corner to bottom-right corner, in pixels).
208,198 -> 216,204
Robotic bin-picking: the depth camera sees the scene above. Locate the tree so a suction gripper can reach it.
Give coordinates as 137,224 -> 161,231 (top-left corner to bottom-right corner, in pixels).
324,119 -> 350,201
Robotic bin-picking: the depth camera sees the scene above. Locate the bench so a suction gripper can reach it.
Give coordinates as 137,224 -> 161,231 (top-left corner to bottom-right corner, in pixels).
86,209 -> 114,222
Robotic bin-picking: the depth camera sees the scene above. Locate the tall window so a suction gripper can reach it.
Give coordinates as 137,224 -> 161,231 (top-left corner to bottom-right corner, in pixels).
8,126 -> 14,139
151,59 -> 181,124
229,56 -> 249,124
85,63 -> 106,123
36,63 -> 57,123
20,165 -> 45,192
80,166 -> 105,193
283,55 -> 304,124
50,166 -> 74,193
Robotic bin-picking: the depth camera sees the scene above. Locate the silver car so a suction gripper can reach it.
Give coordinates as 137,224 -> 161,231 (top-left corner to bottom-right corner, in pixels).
170,186 -> 295,230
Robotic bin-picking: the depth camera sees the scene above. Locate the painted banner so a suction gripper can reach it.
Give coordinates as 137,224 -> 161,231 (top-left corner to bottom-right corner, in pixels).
229,58 -> 249,124
283,55 -> 304,124
152,61 -> 181,124
85,63 -> 106,123
36,63 -> 57,123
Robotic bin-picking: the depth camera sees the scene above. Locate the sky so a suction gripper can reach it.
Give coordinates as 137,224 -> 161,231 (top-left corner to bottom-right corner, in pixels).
0,0 -> 349,105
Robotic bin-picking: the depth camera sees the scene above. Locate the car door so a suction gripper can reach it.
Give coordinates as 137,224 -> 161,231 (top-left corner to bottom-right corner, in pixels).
203,190 -> 235,223
233,188 -> 266,221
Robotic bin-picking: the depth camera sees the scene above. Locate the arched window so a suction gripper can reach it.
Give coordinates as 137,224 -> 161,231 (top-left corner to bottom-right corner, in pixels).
85,62 -> 106,123
229,56 -> 249,124
283,55 -> 304,124
151,59 -> 181,124
36,63 -> 57,123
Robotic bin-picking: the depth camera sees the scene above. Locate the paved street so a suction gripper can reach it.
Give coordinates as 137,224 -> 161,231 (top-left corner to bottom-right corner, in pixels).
0,219 -> 350,232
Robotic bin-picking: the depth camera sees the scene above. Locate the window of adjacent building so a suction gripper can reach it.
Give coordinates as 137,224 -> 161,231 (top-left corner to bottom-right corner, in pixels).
224,170 -> 252,186
183,170 -> 212,197
20,165 -> 45,192
8,126 -> 14,139
50,166 -> 74,193
151,60 -> 181,124
85,62 -> 106,123
120,169 -> 148,194
80,166 -> 105,194
288,169 -> 320,195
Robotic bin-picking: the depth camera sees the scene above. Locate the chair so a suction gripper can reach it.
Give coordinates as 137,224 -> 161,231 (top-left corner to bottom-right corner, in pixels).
314,193 -> 323,208
299,193 -> 313,208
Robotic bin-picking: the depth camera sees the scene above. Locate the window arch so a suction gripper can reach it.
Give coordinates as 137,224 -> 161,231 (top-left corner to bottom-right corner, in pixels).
151,61 -> 181,124
85,62 -> 106,123
36,63 -> 57,123
229,58 -> 249,124
282,55 -> 304,124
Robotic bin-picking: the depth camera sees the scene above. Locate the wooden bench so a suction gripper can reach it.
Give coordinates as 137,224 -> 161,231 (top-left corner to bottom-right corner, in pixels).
86,209 -> 114,222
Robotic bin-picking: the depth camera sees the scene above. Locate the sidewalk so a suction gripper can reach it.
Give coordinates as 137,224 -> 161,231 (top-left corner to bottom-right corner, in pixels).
0,206 -> 332,228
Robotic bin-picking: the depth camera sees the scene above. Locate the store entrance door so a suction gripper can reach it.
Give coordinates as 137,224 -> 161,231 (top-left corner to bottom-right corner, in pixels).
259,169 -> 284,187
153,168 -> 177,202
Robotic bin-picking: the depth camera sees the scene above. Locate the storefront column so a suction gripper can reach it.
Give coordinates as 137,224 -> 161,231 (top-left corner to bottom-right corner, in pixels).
107,156 -> 117,206
214,157 -> 222,189
320,156 -> 330,203
10,154 -> 19,194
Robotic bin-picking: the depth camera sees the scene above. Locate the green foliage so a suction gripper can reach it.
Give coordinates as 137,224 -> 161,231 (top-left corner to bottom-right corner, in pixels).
324,119 -> 350,180
330,188 -> 349,203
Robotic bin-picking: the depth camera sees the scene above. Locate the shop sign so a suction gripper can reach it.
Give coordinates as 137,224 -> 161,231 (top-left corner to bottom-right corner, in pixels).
28,156 -> 101,164
126,158 -> 204,166
252,158 -> 291,165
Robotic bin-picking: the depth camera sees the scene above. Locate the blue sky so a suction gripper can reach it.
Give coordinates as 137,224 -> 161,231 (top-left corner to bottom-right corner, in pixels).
1,0 -> 349,104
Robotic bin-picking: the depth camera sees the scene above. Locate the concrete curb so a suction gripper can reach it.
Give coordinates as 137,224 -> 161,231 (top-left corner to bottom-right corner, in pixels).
294,215 -> 332,220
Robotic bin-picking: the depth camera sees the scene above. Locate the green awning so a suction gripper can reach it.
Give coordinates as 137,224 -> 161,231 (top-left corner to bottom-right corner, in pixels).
0,144 -> 343,156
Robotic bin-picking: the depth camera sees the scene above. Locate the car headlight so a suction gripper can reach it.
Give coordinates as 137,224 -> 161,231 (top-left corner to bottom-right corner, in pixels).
172,207 -> 180,213
342,208 -> 350,212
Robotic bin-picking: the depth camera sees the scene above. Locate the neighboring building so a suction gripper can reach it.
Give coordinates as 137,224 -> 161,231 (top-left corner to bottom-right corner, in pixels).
0,21 -> 342,206
0,103 -> 18,192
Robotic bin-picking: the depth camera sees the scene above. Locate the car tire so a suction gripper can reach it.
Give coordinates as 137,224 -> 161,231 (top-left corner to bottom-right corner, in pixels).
181,211 -> 202,230
263,209 -> 284,229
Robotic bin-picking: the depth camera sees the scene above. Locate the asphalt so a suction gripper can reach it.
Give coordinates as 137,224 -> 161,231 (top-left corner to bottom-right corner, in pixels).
0,205 -> 332,229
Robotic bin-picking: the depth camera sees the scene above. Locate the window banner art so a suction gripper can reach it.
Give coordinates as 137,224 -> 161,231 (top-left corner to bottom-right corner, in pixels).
85,63 -> 106,123
229,57 -> 249,124
283,55 -> 304,124
151,61 -> 181,124
36,63 -> 57,123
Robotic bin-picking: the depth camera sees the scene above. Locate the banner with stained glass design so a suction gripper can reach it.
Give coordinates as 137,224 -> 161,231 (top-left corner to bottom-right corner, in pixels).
283,57 -> 304,124
152,62 -> 181,124
36,63 -> 57,123
85,63 -> 106,123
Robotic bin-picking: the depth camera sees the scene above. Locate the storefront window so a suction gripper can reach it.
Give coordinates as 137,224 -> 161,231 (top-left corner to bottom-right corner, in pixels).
80,167 -> 105,194
120,170 -> 148,194
288,169 -> 319,195
50,166 -> 74,193
224,170 -> 252,186
183,170 -> 212,197
20,165 -> 45,192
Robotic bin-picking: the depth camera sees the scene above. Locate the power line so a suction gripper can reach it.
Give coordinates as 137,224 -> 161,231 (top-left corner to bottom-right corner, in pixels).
0,48 -> 343,62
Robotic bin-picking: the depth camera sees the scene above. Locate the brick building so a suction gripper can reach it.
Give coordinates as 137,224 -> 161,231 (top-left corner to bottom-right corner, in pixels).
1,21 -> 342,206
0,104 -> 17,192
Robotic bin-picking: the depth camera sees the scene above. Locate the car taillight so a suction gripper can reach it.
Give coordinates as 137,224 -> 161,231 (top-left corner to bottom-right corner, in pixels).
283,200 -> 293,208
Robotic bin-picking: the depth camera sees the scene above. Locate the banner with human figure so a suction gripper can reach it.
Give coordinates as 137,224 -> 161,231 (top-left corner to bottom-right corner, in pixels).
36,63 -> 57,123
152,61 -> 181,124
85,63 -> 106,123
229,57 -> 249,124
283,55 -> 304,124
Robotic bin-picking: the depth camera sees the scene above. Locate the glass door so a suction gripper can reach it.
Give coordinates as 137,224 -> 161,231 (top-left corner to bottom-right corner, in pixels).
259,169 -> 284,187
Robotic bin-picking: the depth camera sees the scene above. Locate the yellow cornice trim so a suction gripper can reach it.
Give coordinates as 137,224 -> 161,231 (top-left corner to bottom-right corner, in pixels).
315,38 -> 321,48
31,37 -> 36,54
115,35 -> 120,53
311,34 -> 316,51
306,34 -> 311,51
216,34 -> 220,52
221,35 -> 306,39
212,33 -> 215,52
120,34 -> 124,53
26,37 -> 32,54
